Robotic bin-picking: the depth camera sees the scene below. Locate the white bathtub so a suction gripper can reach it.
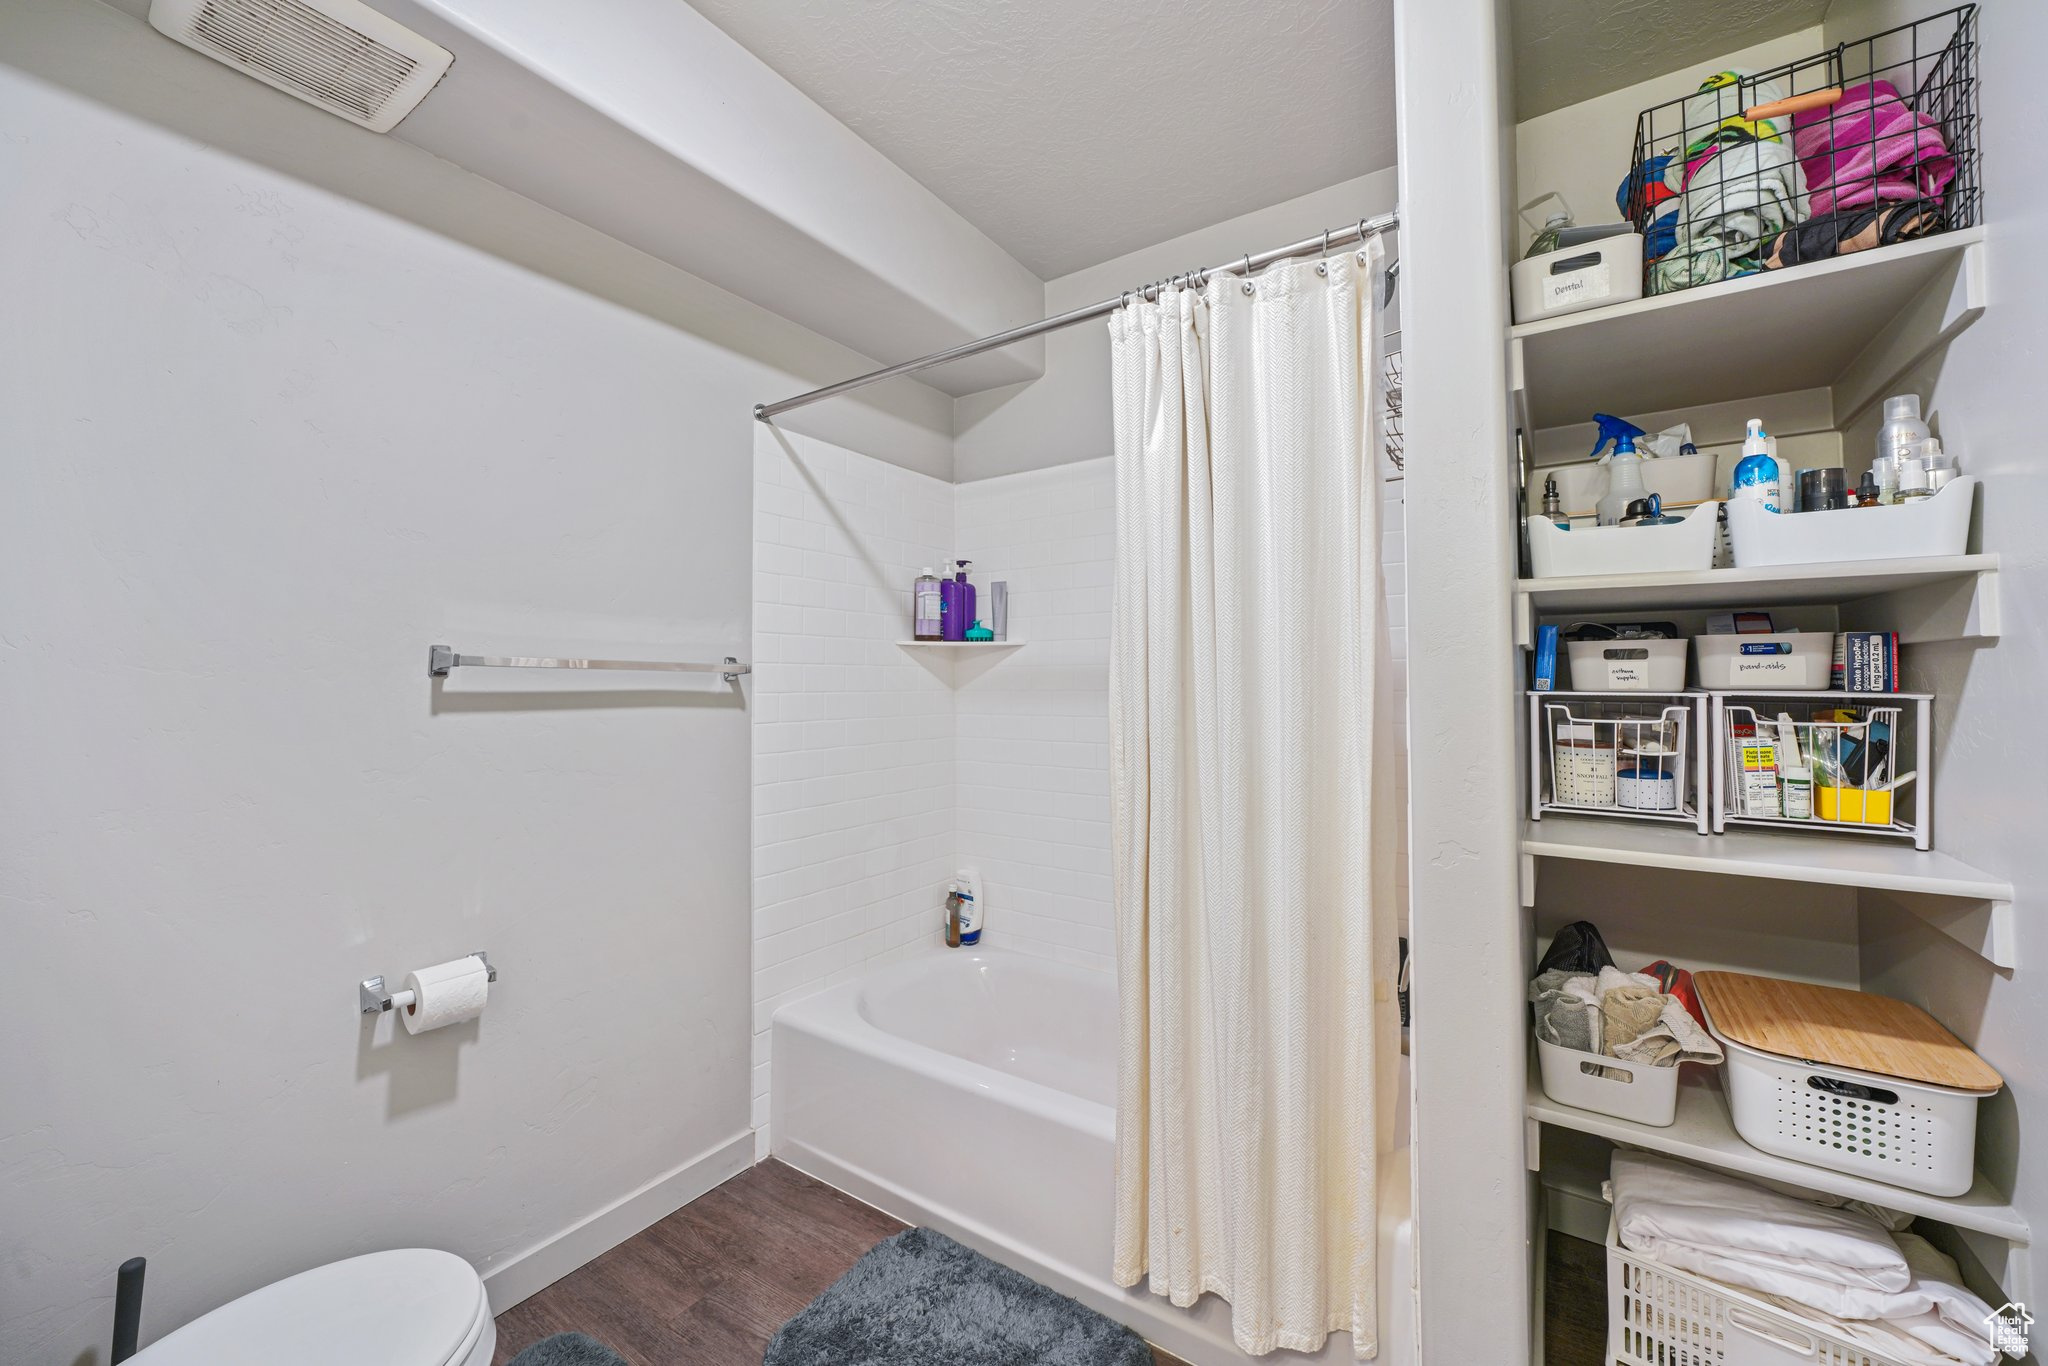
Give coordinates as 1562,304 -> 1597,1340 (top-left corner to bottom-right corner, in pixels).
772,949 -> 1415,1366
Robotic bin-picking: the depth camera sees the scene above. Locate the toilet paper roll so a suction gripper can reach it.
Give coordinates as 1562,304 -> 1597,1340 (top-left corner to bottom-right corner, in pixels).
401,955 -> 490,1035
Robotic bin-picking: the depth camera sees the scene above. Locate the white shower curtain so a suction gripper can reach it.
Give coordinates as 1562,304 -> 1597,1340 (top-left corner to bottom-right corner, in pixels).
1108,240 -> 1400,1359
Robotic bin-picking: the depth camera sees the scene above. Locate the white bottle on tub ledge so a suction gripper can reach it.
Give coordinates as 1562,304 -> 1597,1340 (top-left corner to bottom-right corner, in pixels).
946,870 -> 983,947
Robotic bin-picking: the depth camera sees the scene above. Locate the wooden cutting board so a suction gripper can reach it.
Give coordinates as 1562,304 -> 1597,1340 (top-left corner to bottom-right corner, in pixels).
1695,971 -> 2002,1093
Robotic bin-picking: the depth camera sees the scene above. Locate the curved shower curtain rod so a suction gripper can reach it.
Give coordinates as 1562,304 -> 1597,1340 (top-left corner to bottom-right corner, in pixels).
753,207 -> 1400,421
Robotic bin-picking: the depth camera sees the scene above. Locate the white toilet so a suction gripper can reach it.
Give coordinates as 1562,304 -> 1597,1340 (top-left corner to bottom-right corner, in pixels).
127,1248 -> 494,1366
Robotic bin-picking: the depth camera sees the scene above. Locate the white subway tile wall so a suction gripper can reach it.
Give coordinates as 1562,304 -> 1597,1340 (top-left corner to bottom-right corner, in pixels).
750,427 -> 957,1157
751,433 -> 1409,1154
955,462 -> 1410,974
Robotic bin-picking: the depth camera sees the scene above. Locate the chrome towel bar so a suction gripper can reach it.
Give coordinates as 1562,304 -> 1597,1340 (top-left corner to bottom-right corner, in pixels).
429,645 -> 749,683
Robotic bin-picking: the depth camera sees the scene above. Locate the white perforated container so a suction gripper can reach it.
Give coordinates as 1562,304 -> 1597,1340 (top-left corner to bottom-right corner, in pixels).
1607,1215 -> 1912,1366
1701,1009 -> 1993,1198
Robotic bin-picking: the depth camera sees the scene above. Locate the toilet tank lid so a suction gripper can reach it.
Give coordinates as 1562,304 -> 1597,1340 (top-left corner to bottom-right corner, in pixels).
127,1248 -> 487,1366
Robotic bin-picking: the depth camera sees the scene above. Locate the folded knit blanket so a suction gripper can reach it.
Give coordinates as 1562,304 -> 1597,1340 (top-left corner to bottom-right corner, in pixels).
1795,79 -> 1956,217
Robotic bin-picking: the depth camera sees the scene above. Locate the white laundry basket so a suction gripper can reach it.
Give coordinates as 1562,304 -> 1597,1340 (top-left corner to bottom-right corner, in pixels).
1709,1031 -> 1988,1197
1607,1216 -> 1913,1366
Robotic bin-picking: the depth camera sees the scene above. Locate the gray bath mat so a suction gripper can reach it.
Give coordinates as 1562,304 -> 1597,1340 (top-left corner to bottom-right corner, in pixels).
508,1332 -> 629,1366
765,1227 -> 1153,1366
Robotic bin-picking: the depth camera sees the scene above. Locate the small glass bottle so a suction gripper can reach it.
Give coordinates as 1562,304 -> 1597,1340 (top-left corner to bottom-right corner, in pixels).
1899,457 -> 1932,501
1855,472 -> 1880,508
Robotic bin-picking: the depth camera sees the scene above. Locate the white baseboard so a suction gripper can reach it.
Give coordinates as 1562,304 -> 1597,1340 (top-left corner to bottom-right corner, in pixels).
482,1130 -> 754,1312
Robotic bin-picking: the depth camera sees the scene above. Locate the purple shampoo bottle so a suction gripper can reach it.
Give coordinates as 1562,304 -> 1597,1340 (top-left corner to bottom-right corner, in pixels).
942,557 -> 974,638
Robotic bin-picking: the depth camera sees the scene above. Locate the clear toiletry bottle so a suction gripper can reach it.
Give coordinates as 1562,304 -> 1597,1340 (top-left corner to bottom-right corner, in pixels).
1542,475 -> 1569,530
1918,437 -> 1958,493
913,567 -> 943,641
1874,394 -> 1929,505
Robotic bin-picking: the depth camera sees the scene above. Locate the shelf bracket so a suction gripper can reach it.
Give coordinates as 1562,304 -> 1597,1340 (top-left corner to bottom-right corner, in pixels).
1840,564 -> 2000,645
1833,241 -> 1987,430
1519,850 -> 1537,909
1861,887 -> 2018,971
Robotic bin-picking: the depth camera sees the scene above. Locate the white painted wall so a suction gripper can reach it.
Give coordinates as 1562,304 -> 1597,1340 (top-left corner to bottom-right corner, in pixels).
0,40 -> 957,1366
1512,27 -> 1827,254
952,169 -> 1400,483
1395,0 -> 1531,1360
6,0 -> 960,481
749,428 -> 958,1157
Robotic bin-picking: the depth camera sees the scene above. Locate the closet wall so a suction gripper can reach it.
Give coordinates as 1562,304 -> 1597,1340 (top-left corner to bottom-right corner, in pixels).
1822,0 -> 2048,1311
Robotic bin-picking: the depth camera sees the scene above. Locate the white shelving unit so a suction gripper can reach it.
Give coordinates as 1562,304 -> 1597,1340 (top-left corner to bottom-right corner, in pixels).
1522,816 -> 2017,969
1513,555 -> 2000,647
1511,229 -> 1985,435
1524,1065 -> 2029,1245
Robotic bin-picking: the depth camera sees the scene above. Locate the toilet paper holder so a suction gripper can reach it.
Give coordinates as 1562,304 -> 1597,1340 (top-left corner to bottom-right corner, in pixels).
360,952 -> 496,1016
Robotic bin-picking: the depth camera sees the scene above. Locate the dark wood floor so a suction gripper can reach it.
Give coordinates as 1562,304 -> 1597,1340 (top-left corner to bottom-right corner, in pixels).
493,1160 -> 1191,1365
1544,1232 -> 1609,1366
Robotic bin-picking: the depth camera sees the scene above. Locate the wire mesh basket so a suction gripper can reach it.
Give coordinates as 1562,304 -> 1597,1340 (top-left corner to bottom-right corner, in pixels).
1528,692 -> 1710,832
1712,693 -> 1932,848
1625,5 -> 1979,297
1381,346 -> 1403,475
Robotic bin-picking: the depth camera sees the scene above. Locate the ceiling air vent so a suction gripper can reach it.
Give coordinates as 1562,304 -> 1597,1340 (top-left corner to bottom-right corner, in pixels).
149,0 -> 453,133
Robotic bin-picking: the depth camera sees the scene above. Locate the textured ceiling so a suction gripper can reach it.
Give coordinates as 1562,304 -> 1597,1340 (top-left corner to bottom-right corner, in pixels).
684,0 -> 1395,279
1513,0 -> 1833,120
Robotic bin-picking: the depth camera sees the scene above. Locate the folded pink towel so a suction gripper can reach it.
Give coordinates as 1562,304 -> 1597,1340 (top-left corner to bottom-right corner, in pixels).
1794,80 -> 1956,216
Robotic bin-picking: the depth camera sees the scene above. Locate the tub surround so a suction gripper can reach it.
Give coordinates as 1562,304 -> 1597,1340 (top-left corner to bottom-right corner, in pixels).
772,950 -> 1416,1366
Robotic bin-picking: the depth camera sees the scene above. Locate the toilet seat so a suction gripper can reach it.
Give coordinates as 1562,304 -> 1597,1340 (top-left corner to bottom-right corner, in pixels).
127,1248 -> 493,1366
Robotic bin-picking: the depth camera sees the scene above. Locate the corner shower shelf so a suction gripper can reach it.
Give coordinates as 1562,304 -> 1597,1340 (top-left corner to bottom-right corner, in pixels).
1524,1065 -> 2029,1244
1514,554 -> 1999,648
894,640 -> 1024,650
1511,229 -> 1985,432
1522,817 -> 2016,968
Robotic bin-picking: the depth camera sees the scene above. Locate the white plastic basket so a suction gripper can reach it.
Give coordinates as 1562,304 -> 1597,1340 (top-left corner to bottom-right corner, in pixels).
1536,1038 -> 1679,1127
1703,1019 -> 1990,1198
1527,501 -> 1719,578
1727,477 -> 1976,568
1695,633 -> 1833,691
1608,1215 -> 1912,1366
1568,638 -> 1688,691
1511,232 -> 1644,322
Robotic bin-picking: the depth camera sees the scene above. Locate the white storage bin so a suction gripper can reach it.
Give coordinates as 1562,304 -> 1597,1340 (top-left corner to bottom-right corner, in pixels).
1695,972 -> 2000,1199
1568,638 -> 1687,691
1536,1038 -> 1679,1127
1728,476 -> 1976,568
1511,233 -> 1644,322
1710,1033 -> 1988,1198
1542,451 -> 1719,520
1607,1216 -> 1913,1366
1695,633 -> 1833,690
1526,500 -> 1719,578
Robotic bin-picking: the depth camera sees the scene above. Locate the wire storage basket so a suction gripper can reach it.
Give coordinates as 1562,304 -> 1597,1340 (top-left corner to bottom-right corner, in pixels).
1529,692 -> 1710,833
1625,5 -> 1979,297
1712,693 -> 1932,849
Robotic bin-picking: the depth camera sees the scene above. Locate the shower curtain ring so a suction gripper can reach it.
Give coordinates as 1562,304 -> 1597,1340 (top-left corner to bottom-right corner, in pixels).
1322,228 -> 1331,255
